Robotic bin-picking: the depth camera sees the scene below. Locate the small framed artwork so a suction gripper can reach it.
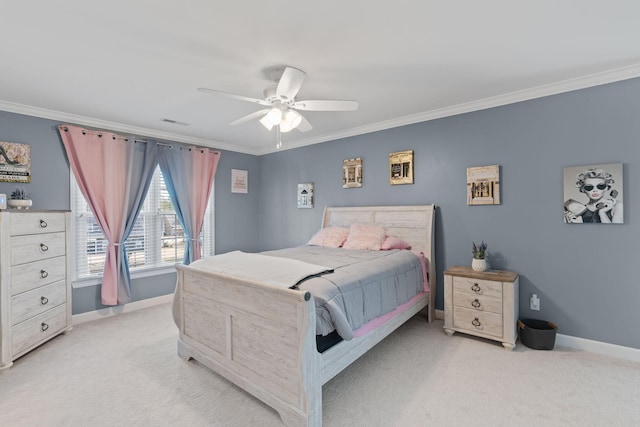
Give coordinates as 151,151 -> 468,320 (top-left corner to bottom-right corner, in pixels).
231,169 -> 248,194
563,162 -> 623,224
0,141 -> 31,183
467,165 -> 500,205
343,158 -> 363,188
389,150 -> 414,185
297,183 -> 314,208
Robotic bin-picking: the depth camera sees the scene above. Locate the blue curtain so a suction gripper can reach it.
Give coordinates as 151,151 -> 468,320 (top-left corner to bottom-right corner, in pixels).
158,146 -> 220,265
117,140 -> 159,302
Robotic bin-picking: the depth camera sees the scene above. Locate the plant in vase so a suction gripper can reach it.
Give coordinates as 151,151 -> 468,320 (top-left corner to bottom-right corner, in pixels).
472,241 -> 488,271
8,186 -> 32,209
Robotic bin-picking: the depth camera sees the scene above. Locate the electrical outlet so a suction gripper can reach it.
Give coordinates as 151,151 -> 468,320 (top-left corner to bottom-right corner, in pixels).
530,294 -> 540,311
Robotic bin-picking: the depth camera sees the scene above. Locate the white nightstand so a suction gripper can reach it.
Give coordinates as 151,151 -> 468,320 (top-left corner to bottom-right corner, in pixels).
443,266 -> 519,350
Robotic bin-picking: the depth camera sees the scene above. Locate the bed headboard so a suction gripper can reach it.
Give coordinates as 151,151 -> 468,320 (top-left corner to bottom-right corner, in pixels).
322,204 -> 436,320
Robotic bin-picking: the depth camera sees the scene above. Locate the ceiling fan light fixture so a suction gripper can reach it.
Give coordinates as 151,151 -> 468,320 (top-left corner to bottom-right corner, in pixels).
285,109 -> 302,128
259,107 -> 282,130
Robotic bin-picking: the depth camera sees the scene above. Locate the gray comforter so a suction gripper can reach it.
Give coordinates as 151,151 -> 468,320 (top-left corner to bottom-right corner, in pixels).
262,246 -> 425,340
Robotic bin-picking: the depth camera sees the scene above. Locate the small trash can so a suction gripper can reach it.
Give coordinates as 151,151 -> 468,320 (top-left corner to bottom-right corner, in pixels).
518,319 -> 557,350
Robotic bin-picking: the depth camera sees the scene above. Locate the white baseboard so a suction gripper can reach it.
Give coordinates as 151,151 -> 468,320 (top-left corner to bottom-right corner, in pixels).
72,294 -> 173,325
556,333 -> 640,363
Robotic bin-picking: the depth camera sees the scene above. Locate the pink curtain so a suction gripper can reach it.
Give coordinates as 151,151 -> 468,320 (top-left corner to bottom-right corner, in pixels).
59,125 -> 158,305
159,146 -> 220,264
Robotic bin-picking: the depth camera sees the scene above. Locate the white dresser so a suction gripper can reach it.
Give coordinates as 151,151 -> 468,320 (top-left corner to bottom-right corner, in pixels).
443,266 -> 519,350
0,211 -> 72,369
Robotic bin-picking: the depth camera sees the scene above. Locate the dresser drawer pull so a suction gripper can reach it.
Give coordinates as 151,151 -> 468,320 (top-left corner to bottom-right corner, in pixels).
471,318 -> 481,328
41,322 -> 49,332
40,219 -> 48,228
41,270 -> 49,278
40,243 -> 49,252
471,299 -> 481,309
471,283 -> 481,293
41,296 -> 49,305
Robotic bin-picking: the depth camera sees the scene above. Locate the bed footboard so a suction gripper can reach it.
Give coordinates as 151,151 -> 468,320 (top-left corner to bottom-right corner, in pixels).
174,264 -> 321,426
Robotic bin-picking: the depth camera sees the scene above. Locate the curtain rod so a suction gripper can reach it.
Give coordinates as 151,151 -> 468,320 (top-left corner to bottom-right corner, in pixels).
59,125 -> 221,154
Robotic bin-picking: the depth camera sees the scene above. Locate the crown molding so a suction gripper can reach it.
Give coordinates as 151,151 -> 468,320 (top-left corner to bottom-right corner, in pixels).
0,100 -> 262,155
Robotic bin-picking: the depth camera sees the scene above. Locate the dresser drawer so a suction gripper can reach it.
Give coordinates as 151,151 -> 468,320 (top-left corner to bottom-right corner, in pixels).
11,280 -> 67,325
11,256 -> 67,295
453,290 -> 503,314
10,212 -> 66,236
10,232 -> 66,265
452,276 -> 502,299
11,304 -> 68,357
453,307 -> 503,338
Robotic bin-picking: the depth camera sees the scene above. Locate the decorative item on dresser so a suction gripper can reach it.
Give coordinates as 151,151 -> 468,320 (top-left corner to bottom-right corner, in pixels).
443,266 -> 519,350
0,211 -> 72,370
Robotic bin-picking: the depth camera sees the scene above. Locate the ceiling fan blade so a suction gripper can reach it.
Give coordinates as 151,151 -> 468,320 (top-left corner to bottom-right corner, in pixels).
198,87 -> 271,106
296,114 -> 313,132
276,67 -> 306,101
229,109 -> 270,126
292,99 -> 359,111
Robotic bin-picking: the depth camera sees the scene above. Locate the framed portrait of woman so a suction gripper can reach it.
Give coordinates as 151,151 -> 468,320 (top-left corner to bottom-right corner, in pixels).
563,162 -> 623,224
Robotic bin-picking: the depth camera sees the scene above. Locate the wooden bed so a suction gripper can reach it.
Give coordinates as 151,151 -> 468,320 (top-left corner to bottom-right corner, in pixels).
173,204 -> 436,426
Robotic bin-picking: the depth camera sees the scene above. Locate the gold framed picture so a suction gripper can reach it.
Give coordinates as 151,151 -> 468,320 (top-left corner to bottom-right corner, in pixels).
343,158 -> 363,188
467,165 -> 500,205
389,150 -> 413,185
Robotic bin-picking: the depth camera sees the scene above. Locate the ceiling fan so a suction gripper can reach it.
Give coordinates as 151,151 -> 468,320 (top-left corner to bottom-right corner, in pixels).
198,66 -> 359,141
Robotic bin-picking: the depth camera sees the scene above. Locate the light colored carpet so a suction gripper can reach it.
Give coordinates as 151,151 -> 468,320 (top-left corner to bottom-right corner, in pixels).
1,303 -> 638,427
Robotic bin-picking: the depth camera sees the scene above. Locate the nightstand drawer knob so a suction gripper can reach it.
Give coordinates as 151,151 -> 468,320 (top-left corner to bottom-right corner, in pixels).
40,219 -> 48,228
41,296 -> 49,305
471,299 -> 481,309
471,283 -> 481,293
40,243 -> 49,252
41,270 -> 49,278
472,318 -> 481,327
41,322 -> 49,332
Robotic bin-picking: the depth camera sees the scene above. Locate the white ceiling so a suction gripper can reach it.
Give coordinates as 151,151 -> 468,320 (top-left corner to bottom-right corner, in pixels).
2,1 -> 640,155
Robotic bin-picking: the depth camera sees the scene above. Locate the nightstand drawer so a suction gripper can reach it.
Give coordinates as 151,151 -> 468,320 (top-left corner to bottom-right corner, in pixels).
453,307 -> 503,338
453,290 -> 502,314
452,276 -> 502,299
11,280 -> 67,325
11,304 -> 68,357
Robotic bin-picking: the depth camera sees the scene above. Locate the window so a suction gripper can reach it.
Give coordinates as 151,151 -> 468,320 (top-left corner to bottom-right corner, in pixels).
71,166 -> 215,281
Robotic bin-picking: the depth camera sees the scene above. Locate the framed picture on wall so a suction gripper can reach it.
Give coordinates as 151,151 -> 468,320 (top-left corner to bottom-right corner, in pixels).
297,183 -> 314,208
231,169 -> 248,194
389,150 -> 414,185
563,162 -> 623,224
0,141 -> 31,183
467,165 -> 500,205
343,158 -> 363,188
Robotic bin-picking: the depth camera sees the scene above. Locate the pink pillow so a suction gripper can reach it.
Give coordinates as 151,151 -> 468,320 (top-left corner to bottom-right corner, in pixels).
307,226 -> 350,248
342,223 -> 387,250
381,236 -> 412,250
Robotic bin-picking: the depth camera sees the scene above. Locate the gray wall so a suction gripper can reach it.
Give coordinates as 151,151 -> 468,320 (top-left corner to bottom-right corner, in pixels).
0,111 -> 261,314
3,76 -> 638,349
258,78 -> 640,349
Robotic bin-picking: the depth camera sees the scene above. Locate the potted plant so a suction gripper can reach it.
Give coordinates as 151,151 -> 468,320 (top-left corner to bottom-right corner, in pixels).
471,241 -> 488,272
8,186 -> 32,209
